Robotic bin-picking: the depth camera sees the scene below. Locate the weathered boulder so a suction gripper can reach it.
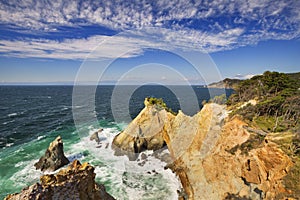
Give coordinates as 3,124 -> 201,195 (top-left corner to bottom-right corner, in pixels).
90,128 -> 103,144
5,160 -> 115,200
34,136 -> 69,172
112,98 -> 174,160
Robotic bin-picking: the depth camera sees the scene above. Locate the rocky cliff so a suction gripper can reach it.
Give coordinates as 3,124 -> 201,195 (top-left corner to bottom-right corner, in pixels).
5,160 -> 115,200
165,106 -> 293,200
113,98 -> 297,199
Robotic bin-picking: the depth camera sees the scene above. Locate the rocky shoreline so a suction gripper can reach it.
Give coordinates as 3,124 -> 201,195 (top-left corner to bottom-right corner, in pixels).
5,97 -> 298,199
5,159 -> 115,200
4,135 -> 115,200
112,98 -> 297,199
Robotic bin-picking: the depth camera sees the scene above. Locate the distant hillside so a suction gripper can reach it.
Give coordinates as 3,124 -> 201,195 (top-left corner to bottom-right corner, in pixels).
208,72 -> 300,90
208,78 -> 242,89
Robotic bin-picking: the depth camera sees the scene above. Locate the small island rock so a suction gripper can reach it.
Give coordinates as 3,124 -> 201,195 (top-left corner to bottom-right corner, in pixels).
34,136 -> 69,172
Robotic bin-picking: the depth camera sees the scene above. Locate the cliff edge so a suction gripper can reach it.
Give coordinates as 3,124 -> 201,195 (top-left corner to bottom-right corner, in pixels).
113,96 -> 298,199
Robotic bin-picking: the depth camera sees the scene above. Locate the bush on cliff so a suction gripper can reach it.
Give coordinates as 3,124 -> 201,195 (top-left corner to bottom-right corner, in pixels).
146,97 -> 177,115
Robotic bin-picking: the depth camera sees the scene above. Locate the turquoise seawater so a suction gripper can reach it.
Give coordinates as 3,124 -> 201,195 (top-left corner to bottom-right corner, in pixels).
0,86 -> 232,199
0,120 -> 182,199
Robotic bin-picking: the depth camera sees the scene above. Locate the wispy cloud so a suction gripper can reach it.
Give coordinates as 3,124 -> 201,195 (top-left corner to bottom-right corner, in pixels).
0,27 -> 248,60
0,0 -> 299,59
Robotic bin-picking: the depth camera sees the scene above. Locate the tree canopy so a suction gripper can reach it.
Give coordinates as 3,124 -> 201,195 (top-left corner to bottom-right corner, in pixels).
228,71 -> 300,132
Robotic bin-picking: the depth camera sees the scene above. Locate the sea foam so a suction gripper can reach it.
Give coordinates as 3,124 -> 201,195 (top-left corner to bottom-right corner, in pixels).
67,126 -> 181,200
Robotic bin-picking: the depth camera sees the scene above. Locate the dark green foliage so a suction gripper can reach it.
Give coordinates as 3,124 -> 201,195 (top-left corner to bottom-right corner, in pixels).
228,71 -> 299,104
146,97 -> 177,115
228,71 -> 300,132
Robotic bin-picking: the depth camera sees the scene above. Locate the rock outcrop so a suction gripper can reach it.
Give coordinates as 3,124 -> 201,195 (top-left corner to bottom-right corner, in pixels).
112,98 -> 174,160
5,160 -> 115,200
34,136 -> 69,172
166,105 -> 293,199
90,128 -> 103,144
113,99 -> 295,199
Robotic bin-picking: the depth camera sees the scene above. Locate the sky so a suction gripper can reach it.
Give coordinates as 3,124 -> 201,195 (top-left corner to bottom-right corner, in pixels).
0,0 -> 299,85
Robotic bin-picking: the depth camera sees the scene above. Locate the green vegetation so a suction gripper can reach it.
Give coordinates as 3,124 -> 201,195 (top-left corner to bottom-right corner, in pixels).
226,71 -> 300,197
146,97 -> 177,115
228,71 -> 300,132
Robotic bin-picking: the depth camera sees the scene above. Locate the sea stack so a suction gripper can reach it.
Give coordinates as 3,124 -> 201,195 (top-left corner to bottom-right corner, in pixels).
5,160 -> 115,200
34,136 -> 69,172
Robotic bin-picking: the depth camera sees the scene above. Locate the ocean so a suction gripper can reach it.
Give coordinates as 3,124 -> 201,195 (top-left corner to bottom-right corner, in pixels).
0,85 -> 232,199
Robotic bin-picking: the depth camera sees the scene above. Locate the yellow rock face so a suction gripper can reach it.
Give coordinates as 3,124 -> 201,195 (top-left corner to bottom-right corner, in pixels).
112,98 -> 175,160
164,104 -> 293,200
114,99 -> 294,199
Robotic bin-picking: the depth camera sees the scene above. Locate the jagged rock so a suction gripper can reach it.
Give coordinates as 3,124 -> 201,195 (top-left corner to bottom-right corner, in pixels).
164,104 -> 293,200
90,128 -> 103,144
34,136 -> 69,172
241,143 -> 293,199
112,98 -> 174,160
113,100 -> 294,199
5,160 -> 115,200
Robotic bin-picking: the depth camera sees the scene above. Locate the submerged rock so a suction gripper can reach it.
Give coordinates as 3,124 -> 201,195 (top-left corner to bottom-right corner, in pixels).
5,160 -> 115,200
34,136 -> 69,172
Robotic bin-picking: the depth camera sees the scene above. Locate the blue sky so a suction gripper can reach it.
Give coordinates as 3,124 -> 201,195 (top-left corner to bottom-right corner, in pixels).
0,0 -> 299,85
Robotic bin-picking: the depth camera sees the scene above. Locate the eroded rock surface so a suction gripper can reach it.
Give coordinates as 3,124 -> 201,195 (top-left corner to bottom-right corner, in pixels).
113,99 -> 295,199
165,104 -> 293,200
34,136 -> 69,172
112,98 -> 174,160
5,160 -> 115,200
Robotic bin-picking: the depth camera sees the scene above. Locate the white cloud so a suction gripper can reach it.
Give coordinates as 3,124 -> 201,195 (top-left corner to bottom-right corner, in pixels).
0,0 -> 299,59
233,74 -> 256,80
0,0 -> 298,32
0,27 -> 249,60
